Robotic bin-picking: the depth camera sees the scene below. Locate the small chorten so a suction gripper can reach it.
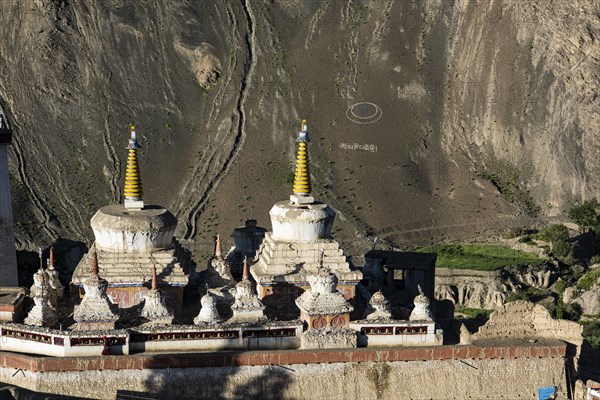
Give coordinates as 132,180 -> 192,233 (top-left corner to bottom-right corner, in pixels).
45,247 -> 64,308
194,290 -> 224,324
206,234 -> 235,288
296,262 -> 356,349
124,125 -> 143,210
73,247 -> 119,330
231,256 -> 266,323
409,285 -> 434,322
362,290 -> 393,320
141,265 -> 174,325
24,269 -> 58,327
296,258 -> 353,329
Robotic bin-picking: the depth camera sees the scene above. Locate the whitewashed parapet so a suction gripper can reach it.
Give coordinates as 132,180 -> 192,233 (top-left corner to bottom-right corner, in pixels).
0,323 -> 302,357
349,321 -> 441,347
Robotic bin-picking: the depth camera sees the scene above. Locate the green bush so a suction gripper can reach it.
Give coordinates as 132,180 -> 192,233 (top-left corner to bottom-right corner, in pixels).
454,307 -> 492,319
547,297 -> 581,321
577,270 -> 600,291
538,224 -> 570,242
568,198 -> 600,232
590,255 -> 600,265
562,303 -> 583,321
552,240 -> 574,259
508,227 -> 537,238
582,320 -> 600,351
506,287 -> 550,303
553,279 -> 568,294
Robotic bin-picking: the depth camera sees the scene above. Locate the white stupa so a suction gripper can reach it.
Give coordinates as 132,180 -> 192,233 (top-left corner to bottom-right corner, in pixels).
250,120 -> 362,313
71,126 -> 190,310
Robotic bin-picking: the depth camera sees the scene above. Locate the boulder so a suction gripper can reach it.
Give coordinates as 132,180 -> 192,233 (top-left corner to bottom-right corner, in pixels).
572,289 -> 600,316
562,286 -> 580,304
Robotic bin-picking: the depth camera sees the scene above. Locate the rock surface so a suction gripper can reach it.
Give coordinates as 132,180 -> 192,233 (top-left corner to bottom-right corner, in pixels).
572,288 -> 600,316
435,268 -> 508,310
1,1 -> 598,252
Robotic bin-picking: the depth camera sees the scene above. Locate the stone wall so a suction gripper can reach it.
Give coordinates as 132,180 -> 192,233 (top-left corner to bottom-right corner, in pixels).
473,301 -> 583,349
0,343 -> 567,399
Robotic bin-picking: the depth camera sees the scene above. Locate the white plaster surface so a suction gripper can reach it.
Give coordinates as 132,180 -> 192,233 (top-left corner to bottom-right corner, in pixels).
270,201 -> 334,242
91,205 -> 177,251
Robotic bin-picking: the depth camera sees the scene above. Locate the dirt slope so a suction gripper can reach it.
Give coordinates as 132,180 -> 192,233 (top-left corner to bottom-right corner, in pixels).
0,0 -> 598,261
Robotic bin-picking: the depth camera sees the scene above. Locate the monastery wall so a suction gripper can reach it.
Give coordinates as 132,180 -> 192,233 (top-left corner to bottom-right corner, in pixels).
0,343 -> 568,399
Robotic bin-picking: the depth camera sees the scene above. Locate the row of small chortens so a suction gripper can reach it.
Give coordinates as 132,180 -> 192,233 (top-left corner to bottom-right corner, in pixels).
25,236 -> 273,329
24,236 -> 436,332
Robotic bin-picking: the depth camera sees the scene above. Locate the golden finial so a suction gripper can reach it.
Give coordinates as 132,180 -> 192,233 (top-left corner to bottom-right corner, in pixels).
292,119 -> 311,196
124,125 -> 144,209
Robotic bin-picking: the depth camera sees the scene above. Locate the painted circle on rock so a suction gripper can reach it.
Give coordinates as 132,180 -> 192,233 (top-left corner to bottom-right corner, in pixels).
331,315 -> 346,327
346,102 -> 383,124
312,316 -> 327,329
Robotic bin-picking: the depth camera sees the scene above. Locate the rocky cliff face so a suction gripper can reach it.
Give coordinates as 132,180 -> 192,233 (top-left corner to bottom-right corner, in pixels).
435,263 -> 559,309
0,0 -> 598,255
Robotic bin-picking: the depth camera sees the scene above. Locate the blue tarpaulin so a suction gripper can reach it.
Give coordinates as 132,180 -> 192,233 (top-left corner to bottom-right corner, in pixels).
538,386 -> 555,400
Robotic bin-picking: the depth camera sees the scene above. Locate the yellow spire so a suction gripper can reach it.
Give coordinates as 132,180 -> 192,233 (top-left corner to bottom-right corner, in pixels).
293,119 -> 311,196
124,125 -> 144,209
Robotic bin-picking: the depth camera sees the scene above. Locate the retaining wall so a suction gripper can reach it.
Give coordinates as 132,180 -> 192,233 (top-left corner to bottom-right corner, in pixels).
0,341 -> 569,399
